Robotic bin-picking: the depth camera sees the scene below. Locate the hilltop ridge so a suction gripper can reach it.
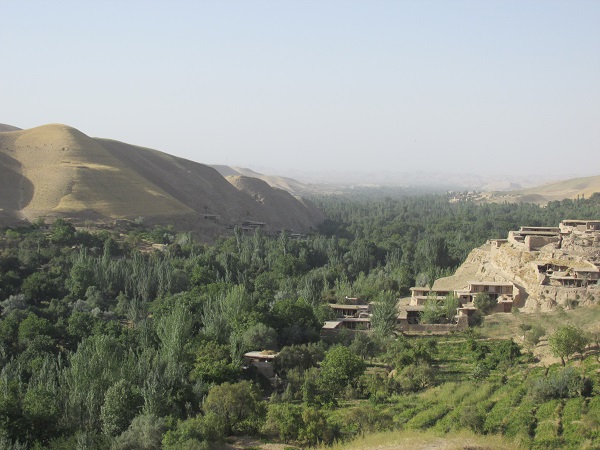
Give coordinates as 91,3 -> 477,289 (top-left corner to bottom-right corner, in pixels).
0,124 -> 324,238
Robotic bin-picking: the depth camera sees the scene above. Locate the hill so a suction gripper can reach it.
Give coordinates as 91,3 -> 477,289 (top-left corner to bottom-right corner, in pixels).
482,174 -> 600,204
0,124 -> 324,238
225,175 -> 324,231
0,124 -> 21,132
211,165 -> 316,196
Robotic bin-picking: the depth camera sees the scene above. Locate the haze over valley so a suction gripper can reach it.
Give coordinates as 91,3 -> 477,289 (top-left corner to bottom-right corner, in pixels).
2,2 -> 600,449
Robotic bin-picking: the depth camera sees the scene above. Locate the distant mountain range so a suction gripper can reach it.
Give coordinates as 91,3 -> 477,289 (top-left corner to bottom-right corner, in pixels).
0,123 -> 324,239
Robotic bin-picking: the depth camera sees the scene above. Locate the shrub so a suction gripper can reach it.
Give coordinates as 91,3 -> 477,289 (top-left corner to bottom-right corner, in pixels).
525,325 -> 545,347
459,404 -> 486,434
529,368 -> 590,402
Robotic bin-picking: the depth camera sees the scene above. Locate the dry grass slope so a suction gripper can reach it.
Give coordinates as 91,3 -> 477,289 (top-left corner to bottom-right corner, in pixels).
0,124 -> 324,236
0,124 -> 22,132
0,124 -> 192,221
487,175 -> 600,204
212,164 -> 314,196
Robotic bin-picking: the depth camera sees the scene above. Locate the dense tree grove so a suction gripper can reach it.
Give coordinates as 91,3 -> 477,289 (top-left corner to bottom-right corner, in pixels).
0,193 -> 599,448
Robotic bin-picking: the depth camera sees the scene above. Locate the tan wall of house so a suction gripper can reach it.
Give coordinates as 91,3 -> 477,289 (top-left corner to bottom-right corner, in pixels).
525,235 -> 561,251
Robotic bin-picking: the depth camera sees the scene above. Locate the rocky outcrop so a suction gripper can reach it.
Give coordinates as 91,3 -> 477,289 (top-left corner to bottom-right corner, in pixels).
432,222 -> 600,311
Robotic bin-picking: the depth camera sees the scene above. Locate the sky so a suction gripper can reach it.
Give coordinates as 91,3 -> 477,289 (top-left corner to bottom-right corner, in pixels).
2,1 -> 599,179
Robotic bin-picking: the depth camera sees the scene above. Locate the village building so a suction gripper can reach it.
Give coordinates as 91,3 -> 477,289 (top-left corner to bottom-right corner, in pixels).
323,218 -> 599,335
454,281 -> 518,305
328,303 -> 371,318
322,296 -> 373,335
560,220 -> 600,234
409,287 -> 451,305
243,350 -> 279,378
508,226 -> 562,251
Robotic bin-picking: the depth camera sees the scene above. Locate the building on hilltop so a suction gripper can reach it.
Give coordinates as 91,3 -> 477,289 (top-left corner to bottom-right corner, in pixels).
560,220 -> 600,234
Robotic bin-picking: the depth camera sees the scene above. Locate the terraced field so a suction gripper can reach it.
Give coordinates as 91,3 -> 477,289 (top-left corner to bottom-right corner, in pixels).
330,332 -> 600,450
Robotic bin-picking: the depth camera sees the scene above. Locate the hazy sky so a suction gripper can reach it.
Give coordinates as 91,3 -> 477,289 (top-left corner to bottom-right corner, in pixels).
2,1 -> 599,178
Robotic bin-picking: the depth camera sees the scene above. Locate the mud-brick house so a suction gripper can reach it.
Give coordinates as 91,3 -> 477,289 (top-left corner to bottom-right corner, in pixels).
560,220 -> 600,234
409,287 -> 452,306
328,303 -> 371,318
322,297 -> 373,335
243,351 -> 279,378
508,226 -> 561,251
322,317 -> 371,333
537,261 -> 600,288
455,281 -> 518,312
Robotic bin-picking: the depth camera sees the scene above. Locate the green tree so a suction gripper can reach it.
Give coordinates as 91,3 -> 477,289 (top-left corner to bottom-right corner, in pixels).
420,299 -> 444,324
113,414 -> 166,450
100,379 -> 142,436
262,402 -> 302,443
442,293 -> 459,322
241,323 -> 278,352
549,324 -> 588,366
349,332 -> 377,361
190,340 -> 241,385
0,379 -> 24,443
473,293 -> 497,315
49,218 -> 76,245
319,346 -> 365,396
23,385 -> 61,444
298,406 -> 338,446
370,291 -> 398,336
20,271 -> 61,304
384,336 -> 436,369
275,343 -> 324,375
18,312 -> 55,345
269,299 -> 321,347
202,381 -> 265,435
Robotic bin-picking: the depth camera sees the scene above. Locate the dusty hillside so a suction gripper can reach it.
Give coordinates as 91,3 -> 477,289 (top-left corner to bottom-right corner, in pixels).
212,165 -> 315,196
482,174 -> 600,204
0,124 -> 193,222
225,175 -> 325,231
0,124 -> 22,132
0,124 -> 324,237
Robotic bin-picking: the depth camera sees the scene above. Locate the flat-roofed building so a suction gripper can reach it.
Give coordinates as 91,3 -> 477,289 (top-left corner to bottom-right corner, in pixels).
409,287 -> 451,306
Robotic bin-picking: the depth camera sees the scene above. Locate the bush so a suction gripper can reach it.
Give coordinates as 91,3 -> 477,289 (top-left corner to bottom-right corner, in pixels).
474,293 -> 497,315
397,364 -> 436,392
529,367 -> 590,402
525,325 -> 545,347
262,403 -> 302,443
459,404 -> 486,434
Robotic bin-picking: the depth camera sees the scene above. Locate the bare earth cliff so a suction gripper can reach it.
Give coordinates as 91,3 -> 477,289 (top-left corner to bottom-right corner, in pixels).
433,221 -> 600,311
